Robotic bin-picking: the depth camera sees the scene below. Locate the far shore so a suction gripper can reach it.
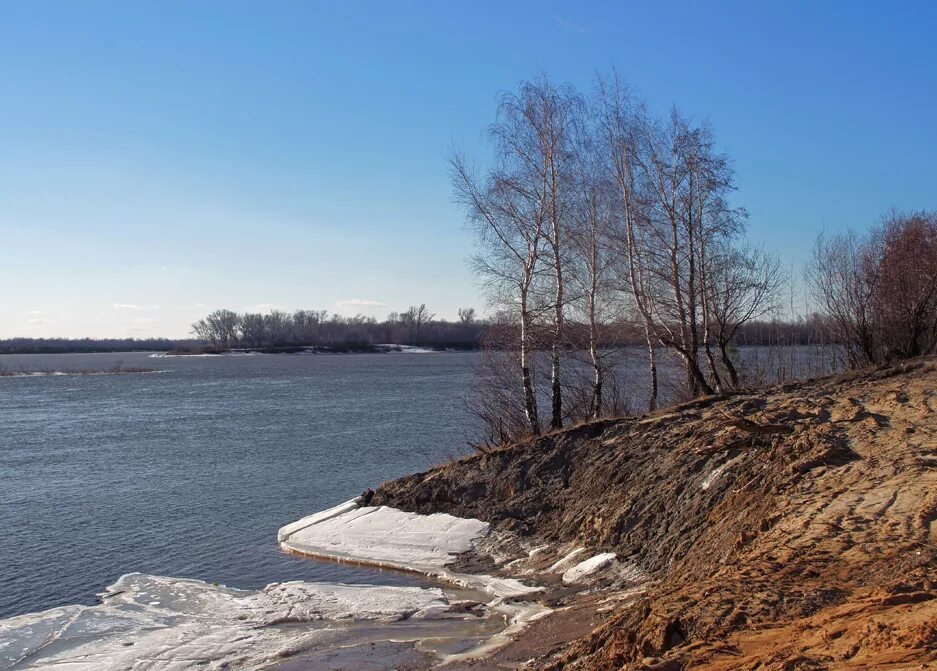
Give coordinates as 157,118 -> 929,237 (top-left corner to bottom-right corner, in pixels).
160,343 -> 475,356
0,343 -> 480,356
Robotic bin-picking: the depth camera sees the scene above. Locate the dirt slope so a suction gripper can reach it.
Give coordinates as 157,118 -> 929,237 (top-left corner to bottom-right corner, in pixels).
374,359 -> 937,669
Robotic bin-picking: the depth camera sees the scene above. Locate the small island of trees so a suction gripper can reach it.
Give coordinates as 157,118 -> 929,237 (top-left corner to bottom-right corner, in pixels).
185,304 -> 483,353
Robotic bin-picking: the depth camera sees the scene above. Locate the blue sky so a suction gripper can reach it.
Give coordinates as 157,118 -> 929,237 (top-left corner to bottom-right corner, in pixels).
1,1 -> 935,338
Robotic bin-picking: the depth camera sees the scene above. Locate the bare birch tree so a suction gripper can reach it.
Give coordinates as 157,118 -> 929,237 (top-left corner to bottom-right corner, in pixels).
567,120 -> 619,419
629,110 -> 749,397
451,148 -> 547,435
707,243 -> 782,386
458,72 -> 789,440
495,78 -> 582,430
596,74 -> 661,411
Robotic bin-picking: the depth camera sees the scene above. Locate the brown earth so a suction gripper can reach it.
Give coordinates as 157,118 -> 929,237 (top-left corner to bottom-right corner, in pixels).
373,358 -> 937,669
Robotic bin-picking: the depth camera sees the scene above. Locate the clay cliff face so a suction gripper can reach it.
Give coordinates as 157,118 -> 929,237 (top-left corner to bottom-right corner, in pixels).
374,359 -> 937,670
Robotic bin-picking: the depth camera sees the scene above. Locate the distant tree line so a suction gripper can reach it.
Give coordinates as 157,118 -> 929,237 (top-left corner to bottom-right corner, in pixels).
188,304 -> 484,351
0,338 -> 185,355
0,316 -> 830,356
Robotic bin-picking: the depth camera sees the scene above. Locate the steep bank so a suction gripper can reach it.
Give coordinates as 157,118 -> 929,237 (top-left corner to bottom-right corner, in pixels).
373,359 -> 937,669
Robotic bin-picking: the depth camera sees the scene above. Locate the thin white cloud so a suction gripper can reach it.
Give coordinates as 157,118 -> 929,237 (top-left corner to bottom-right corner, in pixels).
336,298 -> 388,311
26,318 -> 48,324
26,310 -> 42,315
554,14 -> 586,33
112,303 -> 160,310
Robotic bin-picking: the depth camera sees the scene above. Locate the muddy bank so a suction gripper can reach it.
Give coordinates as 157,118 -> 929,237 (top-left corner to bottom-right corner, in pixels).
373,359 -> 937,669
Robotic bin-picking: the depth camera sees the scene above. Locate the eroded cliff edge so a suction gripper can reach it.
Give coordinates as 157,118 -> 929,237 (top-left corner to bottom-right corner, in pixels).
373,359 -> 937,670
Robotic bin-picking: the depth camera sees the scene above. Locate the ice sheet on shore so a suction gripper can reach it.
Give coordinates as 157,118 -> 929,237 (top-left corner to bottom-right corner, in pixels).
279,501 -> 489,568
279,500 -> 541,598
0,573 -> 455,670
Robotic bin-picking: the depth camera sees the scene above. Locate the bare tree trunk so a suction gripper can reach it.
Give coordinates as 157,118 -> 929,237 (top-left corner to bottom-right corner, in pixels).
627,223 -> 659,412
685,194 -> 705,394
548,146 -> 565,431
698,241 -> 724,391
590,346 -> 603,418
673,345 -> 715,395
704,339 -> 722,390
519,286 -> 540,436
719,339 -> 740,387
667,210 -> 701,396
645,332 -> 658,411
550,304 -> 563,430
700,285 -> 724,391
693,179 -> 724,392
587,235 -> 602,419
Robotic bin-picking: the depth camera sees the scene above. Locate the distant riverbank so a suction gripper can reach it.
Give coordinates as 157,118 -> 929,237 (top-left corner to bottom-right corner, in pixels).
0,338 -> 481,356
161,343 -> 477,356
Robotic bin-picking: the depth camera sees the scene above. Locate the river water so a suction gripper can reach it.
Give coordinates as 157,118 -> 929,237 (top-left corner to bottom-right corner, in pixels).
0,351 -> 476,619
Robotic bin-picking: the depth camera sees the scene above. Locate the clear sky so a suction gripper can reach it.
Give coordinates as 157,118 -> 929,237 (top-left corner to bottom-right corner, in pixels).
1,1 -> 935,338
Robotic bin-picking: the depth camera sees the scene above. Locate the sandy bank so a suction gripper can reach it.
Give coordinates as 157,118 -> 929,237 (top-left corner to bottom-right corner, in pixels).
370,358 -> 937,669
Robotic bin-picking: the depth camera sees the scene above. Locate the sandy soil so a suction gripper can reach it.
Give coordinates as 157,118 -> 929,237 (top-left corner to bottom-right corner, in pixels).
373,358 -> 937,669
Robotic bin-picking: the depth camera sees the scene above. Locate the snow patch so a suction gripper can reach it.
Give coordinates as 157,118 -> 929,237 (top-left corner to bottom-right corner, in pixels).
503,544 -> 551,571
548,547 -> 588,573
562,553 -> 617,584
701,455 -> 743,490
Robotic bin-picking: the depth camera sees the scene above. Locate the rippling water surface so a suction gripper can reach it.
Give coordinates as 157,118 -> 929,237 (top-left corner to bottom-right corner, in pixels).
0,351 -> 476,619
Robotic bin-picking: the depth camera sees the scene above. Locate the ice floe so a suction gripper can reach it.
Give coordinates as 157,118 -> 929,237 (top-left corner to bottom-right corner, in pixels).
279,501 -> 488,569
0,573 -> 456,670
279,500 -> 541,599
